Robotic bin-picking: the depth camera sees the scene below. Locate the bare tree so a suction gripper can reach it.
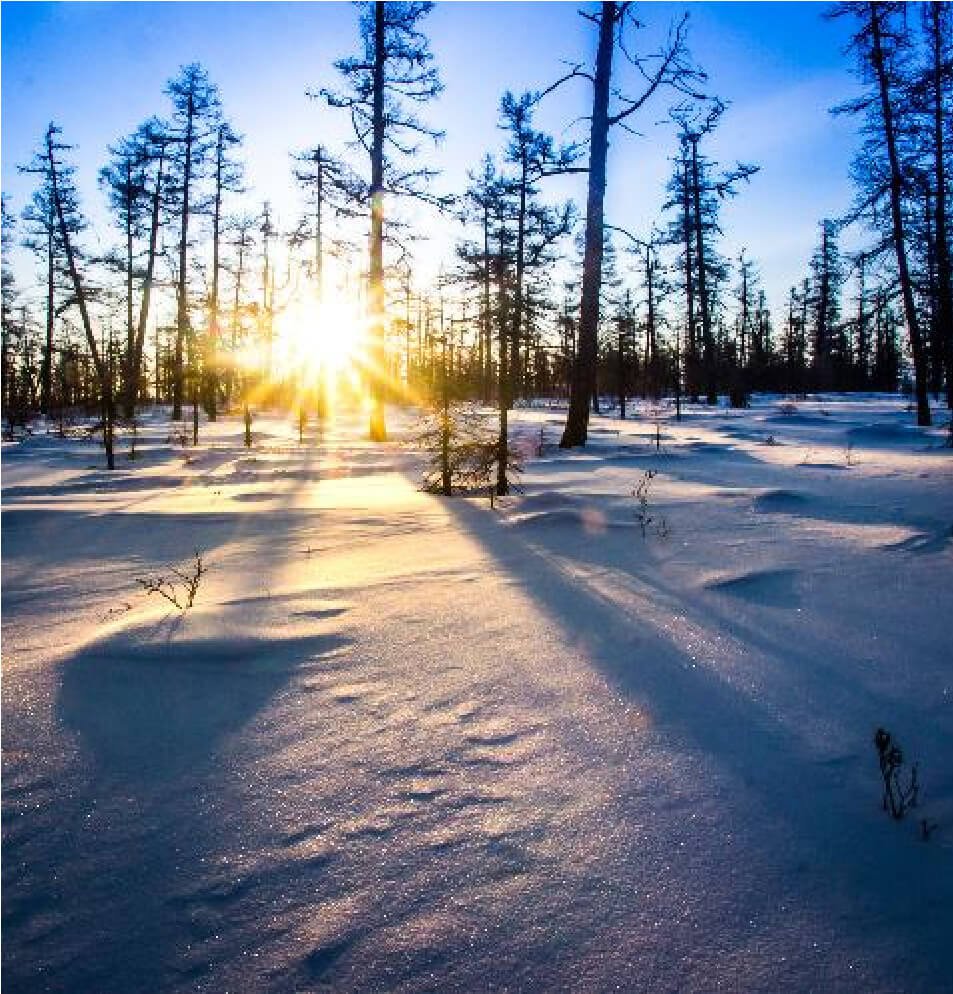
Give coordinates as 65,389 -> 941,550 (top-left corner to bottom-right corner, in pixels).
831,2 -> 932,425
164,63 -> 221,420
18,152 -> 64,416
99,120 -> 170,418
498,91 -> 581,400
320,1 -> 446,441
43,124 -> 115,467
206,120 -> 243,420
546,3 -> 704,448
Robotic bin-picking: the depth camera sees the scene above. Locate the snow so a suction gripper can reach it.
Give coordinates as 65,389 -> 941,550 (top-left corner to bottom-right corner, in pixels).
3,395 -> 952,992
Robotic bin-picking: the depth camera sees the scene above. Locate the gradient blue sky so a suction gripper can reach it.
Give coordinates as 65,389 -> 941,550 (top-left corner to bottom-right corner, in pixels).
1,1 -> 861,317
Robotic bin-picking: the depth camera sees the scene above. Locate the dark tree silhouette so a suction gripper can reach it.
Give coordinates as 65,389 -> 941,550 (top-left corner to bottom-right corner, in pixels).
808,219 -> 844,390
320,0 -> 445,441
18,149 -> 66,416
831,2 -> 932,425
547,3 -> 703,448
164,63 -> 221,420
672,100 -> 758,404
206,120 -> 243,421
43,124 -> 115,467
498,91 -> 581,400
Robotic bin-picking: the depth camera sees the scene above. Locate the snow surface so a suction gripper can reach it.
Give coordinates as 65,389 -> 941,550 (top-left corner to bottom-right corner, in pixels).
2,395 -> 952,993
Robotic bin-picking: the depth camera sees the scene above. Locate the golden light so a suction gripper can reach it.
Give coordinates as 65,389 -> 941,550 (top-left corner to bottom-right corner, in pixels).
273,291 -> 366,381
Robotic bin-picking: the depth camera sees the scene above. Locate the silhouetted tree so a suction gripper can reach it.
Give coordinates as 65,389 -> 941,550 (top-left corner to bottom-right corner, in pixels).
165,63 -> 221,420
43,124 -> 115,467
808,219 -> 844,388
832,2 -> 932,424
205,120 -> 243,420
674,100 -> 758,404
549,3 -> 703,447
321,0 -> 445,441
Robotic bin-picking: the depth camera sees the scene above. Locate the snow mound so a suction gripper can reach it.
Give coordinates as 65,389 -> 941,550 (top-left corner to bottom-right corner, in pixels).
882,527 -> 953,555
58,608 -> 350,778
764,412 -> 833,426
846,422 -> 924,444
705,568 -> 801,608
750,489 -> 811,513
506,492 -> 632,532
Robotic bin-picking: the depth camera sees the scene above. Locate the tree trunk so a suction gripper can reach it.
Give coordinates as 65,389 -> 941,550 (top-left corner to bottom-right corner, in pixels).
682,156 -> 697,402
47,130 -> 111,465
482,202 -> 492,402
41,217 -> 54,415
511,159 -> 527,405
646,247 -> 657,397
496,224 -> 510,495
560,1 -> 614,448
368,0 -> 388,441
174,93 -> 194,421
871,6 -> 931,425
124,158 -> 135,420
929,3 -> 953,408
208,125 -> 224,421
228,230 -> 246,414
690,136 -> 715,405
128,146 -> 165,418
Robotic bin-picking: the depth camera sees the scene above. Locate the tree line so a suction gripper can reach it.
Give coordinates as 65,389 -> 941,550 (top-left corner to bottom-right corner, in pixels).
1,1 -> 950,470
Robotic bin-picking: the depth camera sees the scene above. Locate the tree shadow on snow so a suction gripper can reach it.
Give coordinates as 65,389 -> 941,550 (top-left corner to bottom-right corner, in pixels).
57,617 -> 352,782
437,494 -> 953,986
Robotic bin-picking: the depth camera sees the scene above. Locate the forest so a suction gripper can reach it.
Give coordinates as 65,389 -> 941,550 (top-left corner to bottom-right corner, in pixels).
2,4 -> 953,994
2,1 -> 950,468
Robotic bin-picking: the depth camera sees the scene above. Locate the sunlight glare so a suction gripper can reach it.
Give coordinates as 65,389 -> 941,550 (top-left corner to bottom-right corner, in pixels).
273,291 -> 366,380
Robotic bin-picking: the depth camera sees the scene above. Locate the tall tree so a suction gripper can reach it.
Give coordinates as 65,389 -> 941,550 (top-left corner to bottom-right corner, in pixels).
673,101 -> 757,404
165,63 -> 220,420
832,2 -> 932,425
18,152 -> 64,415
808,219 -> 843,389
98,121 -> 170,418
224,213 -> 257,417
42,124 -> 115,467
549,3 -> 702,447
458,156 -> 500,403
913,2 -> 952,405
2,194 -> 22,416
498,91 -> 581,401
321,1 -> 445,441
206,120 -> 243,420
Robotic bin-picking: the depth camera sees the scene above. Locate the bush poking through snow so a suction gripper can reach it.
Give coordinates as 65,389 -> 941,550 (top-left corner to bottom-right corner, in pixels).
874,727 -> 920,820
414,405 -> 521,497
632,469 -> 668,538
136,551 -> 207,611
244,406 -> 253,448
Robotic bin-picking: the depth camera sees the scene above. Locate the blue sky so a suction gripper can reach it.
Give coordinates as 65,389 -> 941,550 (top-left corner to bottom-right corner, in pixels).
1,1 -> 861,318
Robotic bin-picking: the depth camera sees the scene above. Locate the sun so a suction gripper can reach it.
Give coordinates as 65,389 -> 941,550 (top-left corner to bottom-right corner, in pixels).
273,290 -> 366,381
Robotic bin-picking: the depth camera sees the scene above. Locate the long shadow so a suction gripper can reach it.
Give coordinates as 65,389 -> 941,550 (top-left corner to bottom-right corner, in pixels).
437,493 -> 953,982
56,620 -> 350,781
501,509 -> 951,750
3,433 -> 355,994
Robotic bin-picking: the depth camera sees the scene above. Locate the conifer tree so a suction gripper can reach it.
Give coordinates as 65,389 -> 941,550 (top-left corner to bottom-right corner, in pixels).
321,1 -> 445,441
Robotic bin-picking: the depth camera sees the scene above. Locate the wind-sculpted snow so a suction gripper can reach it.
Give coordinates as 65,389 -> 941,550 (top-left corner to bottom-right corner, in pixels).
705,568 -> 803,608
3,397 -> 952,993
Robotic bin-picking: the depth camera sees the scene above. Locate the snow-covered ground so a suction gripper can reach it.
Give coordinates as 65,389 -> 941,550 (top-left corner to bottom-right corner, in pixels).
2,394 -> 952,993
